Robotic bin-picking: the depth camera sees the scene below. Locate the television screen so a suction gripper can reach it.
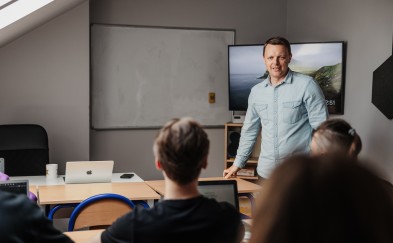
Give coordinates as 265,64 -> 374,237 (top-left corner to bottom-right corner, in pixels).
228,42 -> 346,114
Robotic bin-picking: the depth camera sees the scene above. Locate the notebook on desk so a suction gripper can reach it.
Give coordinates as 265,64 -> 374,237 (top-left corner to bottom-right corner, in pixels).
65,161 -> 114,184
198,180 -> 239,210
0,179 -> 29,196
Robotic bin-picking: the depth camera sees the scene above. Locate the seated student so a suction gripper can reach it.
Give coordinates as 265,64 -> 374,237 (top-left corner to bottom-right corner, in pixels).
0,190 -> 73,242
249,155 -> 393,243
310,118 -> 362,159
310,118 -> 393,198
93,117 -> 243,243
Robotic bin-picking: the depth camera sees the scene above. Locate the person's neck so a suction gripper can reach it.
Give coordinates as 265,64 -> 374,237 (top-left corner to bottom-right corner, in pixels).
270,77 -> 284,86
269,70 -> 289,86
164,178 -> 200,200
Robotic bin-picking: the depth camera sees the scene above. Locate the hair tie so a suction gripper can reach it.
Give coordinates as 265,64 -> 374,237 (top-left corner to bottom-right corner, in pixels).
348,128 -> 355,136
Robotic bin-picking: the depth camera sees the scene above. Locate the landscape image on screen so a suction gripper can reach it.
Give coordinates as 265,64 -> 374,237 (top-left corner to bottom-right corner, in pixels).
228,42 -> 345,114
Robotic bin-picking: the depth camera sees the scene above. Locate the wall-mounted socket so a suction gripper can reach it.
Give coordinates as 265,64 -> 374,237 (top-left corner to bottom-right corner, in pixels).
209,92 -> 216,104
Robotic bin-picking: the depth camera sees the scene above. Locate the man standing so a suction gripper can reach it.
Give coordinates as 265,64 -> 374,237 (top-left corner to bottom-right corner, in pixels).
224,37 -> 328,180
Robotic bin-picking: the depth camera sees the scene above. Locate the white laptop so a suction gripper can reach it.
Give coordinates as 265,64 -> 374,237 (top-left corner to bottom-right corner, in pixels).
65,161 -> 114,184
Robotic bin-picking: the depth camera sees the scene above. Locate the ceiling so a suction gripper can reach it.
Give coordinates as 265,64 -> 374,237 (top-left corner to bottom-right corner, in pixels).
0,0 -> 87,48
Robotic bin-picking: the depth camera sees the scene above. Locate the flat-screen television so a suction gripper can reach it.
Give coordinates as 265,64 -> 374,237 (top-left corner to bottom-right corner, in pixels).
228,42 -> 346,114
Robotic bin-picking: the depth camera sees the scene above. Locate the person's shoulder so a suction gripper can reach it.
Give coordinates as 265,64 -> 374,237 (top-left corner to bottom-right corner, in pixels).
129,199 -> 181,223
291,71 -> 314,82
0,191 -> 34,211
0,192 -> 26,223
0,192 -> 73,243
218,201 -> 241,216
0,190 -> 16,201
102,205 -> 151,240
0,191 -> 49,223
126,203 -> 153,221
250,81 -> 267,95
379,178 -> 393,196
201,198 -> 243,242
0,190 -> 20,201
201,197 -> 240,217
291,71 -> 321,91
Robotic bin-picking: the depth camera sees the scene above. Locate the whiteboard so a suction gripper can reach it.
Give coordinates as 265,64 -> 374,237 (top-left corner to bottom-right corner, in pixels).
91,24 -> 234,129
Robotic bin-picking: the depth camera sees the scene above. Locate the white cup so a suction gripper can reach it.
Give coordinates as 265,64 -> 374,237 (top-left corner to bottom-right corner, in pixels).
46,163 -> 58,180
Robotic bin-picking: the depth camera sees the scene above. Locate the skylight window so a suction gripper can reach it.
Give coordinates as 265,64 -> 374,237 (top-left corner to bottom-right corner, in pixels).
0,0 -> 16,10
0,0 -> 54,30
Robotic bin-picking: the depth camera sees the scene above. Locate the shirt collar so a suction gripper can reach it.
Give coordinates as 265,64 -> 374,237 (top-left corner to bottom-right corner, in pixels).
263,69 -> 293,87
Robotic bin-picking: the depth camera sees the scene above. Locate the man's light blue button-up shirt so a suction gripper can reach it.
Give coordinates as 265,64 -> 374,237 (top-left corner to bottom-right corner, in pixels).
234,70 -> 328,178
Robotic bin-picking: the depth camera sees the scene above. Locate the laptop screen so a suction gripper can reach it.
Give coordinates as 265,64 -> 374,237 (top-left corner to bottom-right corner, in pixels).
0,180 -> 29,195
198,180 -> 239,210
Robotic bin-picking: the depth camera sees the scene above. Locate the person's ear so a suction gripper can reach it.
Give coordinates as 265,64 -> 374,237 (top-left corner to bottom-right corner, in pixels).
155,159 -> 163,171
348,142 -> 357,160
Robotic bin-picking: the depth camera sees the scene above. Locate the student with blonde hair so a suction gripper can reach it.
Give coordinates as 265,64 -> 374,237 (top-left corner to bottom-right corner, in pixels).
93,117 -> 243,243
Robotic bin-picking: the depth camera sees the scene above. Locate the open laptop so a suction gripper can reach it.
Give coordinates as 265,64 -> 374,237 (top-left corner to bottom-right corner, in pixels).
0,179 -> 29,196
65,161 -> 114,184
198,180 -> 239,210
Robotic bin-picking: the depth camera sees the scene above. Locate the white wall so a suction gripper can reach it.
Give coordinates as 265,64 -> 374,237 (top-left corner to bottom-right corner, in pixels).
0,2 -> 90,174
287,0 -> 393,181
3,0 -> 389,182
90,0 -> 288,180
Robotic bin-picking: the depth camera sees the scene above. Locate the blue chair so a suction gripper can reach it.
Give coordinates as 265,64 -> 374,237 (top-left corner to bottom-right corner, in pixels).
48,204 -> 79,220
68,193 -> 138,231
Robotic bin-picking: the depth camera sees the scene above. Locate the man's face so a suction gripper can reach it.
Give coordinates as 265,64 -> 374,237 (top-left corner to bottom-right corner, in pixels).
263,44 -> 292,83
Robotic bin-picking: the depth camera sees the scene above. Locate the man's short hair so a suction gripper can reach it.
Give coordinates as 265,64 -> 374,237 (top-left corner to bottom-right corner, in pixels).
263,36 -> 292,57
153,117 -> 210,185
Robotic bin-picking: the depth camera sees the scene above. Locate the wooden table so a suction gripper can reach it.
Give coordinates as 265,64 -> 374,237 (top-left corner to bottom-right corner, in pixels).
64,229 -> 103,243
29,185 -> 37,195
145,177 -> 262,196
11,172 -> 144,186
38,182 -> 160,205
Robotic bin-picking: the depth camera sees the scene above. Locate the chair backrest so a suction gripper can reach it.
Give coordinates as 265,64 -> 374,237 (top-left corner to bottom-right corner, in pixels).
0,124 -> 48,176
68,193 -> 135,231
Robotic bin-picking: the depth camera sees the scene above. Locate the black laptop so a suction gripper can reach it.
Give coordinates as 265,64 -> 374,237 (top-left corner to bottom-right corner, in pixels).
0,179 -> 29,196
198,180 -> 240,210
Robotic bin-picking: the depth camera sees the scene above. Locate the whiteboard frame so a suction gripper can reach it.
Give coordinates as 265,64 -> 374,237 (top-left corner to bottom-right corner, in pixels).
90,24 -> 235,129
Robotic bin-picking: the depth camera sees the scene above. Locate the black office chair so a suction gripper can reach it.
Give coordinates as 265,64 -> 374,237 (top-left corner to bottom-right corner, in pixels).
0,124 -> 49,176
